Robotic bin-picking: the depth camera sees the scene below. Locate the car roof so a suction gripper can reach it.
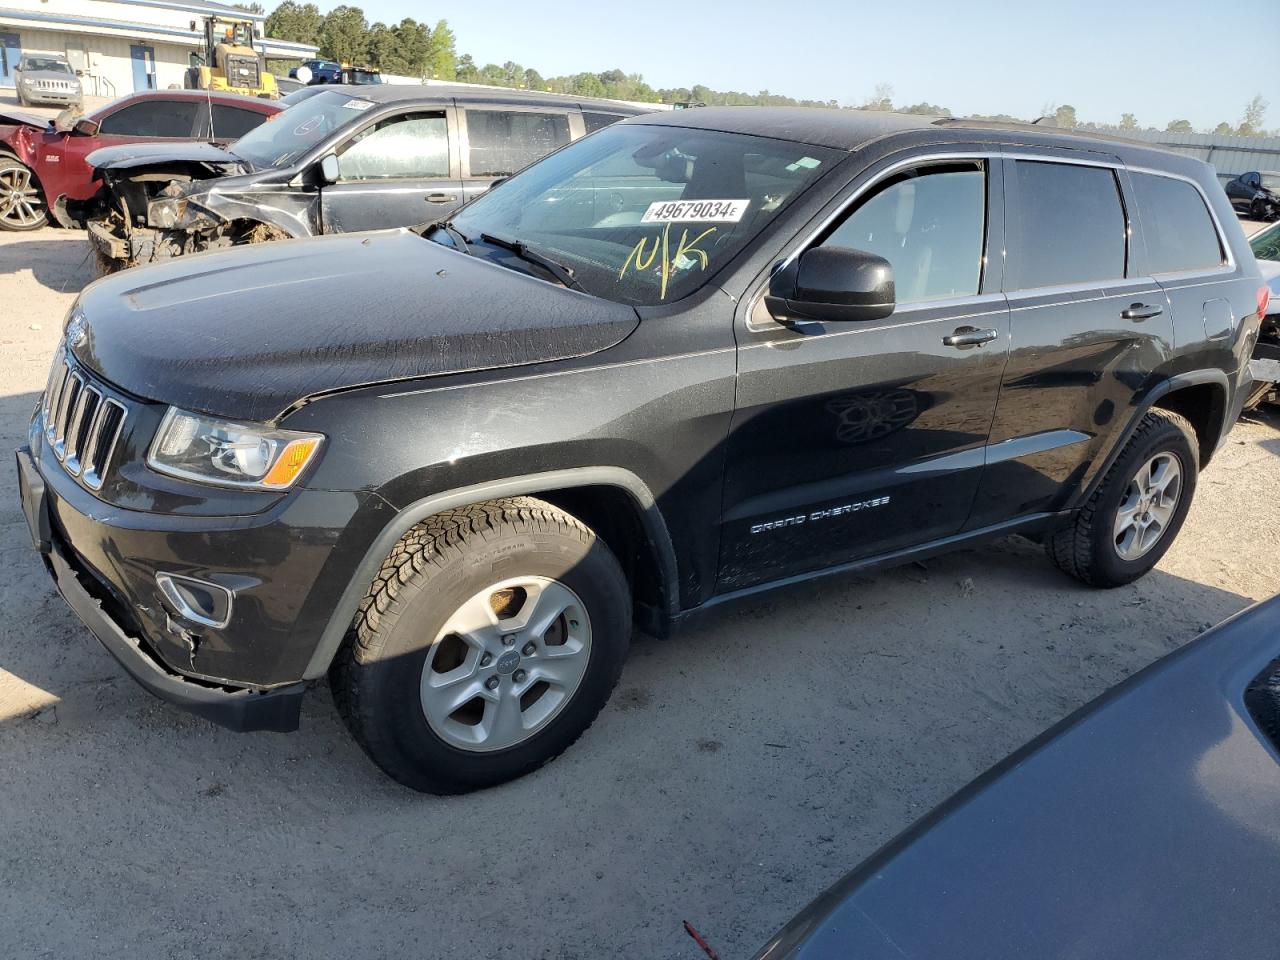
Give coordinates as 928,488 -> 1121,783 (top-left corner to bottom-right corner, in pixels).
102,89 -> 281,113
307,82 -> 652,115
619,106 -> 1219,173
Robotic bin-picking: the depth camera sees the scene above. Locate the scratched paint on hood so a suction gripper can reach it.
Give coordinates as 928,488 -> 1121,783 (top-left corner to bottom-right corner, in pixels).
71,229 -> 640,422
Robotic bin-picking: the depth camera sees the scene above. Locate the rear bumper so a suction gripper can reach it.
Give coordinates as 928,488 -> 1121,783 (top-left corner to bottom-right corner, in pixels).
18,443 -> 305,732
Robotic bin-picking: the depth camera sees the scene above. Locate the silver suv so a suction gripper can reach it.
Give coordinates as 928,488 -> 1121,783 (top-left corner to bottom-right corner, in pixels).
15,53 -> 83,109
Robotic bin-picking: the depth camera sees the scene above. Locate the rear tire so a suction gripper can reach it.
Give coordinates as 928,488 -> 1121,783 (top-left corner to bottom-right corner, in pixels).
331,497 -> 632,794
1046,409 -> 1198,587
0,158 -> 47,231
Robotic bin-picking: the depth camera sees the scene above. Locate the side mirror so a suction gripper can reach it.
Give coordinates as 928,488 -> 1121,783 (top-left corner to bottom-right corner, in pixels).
766,246 -> 896,324
319,154 -> 339,184
73,118 -> 100,137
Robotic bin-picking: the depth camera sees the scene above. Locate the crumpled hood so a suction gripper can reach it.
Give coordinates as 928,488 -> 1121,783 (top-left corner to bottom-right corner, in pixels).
87,140 -> 247,172
71,230 -> 639,421
0,108 -> 48,130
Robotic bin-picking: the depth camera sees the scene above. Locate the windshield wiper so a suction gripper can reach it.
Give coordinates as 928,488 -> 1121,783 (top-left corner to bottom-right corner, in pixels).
480,232 -> 582,291
433,220 -> 471,255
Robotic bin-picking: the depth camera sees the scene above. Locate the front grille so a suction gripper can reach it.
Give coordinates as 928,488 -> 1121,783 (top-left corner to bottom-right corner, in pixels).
42,351 -> 128,490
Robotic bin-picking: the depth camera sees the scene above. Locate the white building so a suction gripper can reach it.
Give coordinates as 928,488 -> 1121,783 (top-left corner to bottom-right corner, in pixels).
0,0 -> 316,99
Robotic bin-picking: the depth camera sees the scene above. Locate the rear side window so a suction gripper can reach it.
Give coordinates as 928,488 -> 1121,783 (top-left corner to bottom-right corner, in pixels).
466,110 -> 571,177
823,164 -> 987,303
1007,161 -> 1126,290
210,104 -> 268,142
98,100 -> 198,138
1131,172 -> 1224,274
583,111 -> 625,133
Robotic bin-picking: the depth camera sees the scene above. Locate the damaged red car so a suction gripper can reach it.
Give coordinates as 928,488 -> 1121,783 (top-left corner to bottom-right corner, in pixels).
0,90 -> 280,232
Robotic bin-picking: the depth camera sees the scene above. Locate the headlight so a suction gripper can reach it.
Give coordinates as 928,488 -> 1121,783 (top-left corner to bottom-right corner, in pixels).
147,407 -> 323,490
147,197 -> 186,229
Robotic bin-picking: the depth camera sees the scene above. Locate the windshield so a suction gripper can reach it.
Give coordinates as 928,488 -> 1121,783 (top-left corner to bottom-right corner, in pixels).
1252,222 -> 1280,262
230,90 -> 375,168
22,58 -> 71,73
448,124 -> 840,306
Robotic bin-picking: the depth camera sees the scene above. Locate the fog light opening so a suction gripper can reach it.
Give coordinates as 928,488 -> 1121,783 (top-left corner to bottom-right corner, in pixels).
156,573 -> 233,629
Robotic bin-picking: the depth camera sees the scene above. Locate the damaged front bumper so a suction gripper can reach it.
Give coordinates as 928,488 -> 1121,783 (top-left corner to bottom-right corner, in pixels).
17,445 -> 305,731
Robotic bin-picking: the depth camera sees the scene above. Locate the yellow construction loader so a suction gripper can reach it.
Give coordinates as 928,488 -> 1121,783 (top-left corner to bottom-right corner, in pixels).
185,14 -> 277,98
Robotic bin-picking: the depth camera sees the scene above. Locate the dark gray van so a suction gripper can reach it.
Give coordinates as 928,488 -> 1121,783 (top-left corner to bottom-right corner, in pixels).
80,84 -> 649,268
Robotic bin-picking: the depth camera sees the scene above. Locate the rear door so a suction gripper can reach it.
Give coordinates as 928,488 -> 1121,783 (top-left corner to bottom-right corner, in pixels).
719,152 -> 1011,591
1128,169 -> 1237,358
319,107 -> 462,233
965,153 -> 1175,529
459,105 -> 575,207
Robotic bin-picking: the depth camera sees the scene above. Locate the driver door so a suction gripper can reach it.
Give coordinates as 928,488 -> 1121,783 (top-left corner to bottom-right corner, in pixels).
319,108 -> 462,234
718,154 -> 1010,591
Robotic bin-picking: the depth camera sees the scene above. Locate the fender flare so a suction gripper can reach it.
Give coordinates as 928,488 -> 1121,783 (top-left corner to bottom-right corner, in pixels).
1078,369 -> 1231,505
301,466 -> 680,679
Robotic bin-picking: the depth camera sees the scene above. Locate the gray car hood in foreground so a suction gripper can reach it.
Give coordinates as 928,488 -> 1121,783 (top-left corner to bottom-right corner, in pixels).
757,595 -> 1280,960
73,230 -> 639,422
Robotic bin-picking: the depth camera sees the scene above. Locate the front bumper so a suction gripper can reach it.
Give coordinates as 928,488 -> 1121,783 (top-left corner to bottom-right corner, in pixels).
23,88 -> 80,105
18,444 -> 305,731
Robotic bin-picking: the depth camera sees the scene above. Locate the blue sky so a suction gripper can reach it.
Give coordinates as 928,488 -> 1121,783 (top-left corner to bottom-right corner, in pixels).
341,0 -> 1265,130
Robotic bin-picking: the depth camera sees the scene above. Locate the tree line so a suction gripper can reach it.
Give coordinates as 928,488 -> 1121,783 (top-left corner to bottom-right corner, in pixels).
260,3 -> 1273,137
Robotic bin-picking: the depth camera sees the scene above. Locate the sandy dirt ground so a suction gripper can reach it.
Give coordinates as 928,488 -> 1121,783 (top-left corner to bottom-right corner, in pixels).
0,226 -> 1278,960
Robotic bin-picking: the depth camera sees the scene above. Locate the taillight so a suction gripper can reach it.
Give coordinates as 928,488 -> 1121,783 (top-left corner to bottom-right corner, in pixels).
1261,286 -> 1272,318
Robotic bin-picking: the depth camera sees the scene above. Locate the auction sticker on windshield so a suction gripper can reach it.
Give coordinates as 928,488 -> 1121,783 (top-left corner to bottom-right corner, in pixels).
343,99 -> 374,110
641,199 -> 750,224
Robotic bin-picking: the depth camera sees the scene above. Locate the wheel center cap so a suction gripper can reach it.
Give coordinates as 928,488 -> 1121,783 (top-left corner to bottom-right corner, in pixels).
495,649 -> 521,675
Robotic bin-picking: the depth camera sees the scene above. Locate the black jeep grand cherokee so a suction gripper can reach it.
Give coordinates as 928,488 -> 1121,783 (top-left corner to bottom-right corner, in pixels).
17,108 -> 1266,793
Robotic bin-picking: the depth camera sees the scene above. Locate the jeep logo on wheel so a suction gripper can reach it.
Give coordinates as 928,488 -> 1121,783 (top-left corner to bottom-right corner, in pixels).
495,649 -> 521,674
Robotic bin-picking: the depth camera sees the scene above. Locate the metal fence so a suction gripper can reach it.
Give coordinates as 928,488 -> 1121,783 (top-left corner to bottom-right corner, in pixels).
1116,130 -> 1280,183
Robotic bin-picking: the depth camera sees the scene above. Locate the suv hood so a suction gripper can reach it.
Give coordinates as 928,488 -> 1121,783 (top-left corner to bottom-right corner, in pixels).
87,141 -> 247,172
71,230 -> 640,422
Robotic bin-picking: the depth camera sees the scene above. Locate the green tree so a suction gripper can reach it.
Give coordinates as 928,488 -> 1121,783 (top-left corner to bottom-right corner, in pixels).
363,22 -> 387,69
265,0 -> 323,44
454,53 -> 477,83
523,67 -> 544,90
1119,112 -> 1137,130
861,82 -> 893,111
426,20 -> 456,79
235,2 -> 265,13
320,5 -> 369,64
1053,104 -> 1078,128
1239,94 -> 1268,136
1213,121 -> 1233,135
1165,118 -> 1193,133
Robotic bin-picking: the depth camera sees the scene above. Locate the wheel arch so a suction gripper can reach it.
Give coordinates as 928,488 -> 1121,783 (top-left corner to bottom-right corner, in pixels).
301,467 -> 680,680
1079,369 -> 1230,509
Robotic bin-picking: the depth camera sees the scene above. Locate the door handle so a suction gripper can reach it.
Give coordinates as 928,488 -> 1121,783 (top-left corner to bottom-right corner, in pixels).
942,326 -> 999,348
424,193 -> 457,203
1121,303 -> 1164,321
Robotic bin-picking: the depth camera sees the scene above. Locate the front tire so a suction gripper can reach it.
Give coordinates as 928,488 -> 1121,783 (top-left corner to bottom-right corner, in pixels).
331,497 -> 632,794
1046,409 -> 1198,587
0,158 -> 47,231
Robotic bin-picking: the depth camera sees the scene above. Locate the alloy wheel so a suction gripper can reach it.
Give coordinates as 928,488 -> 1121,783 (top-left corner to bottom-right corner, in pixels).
420,576 -> 592,752
0,165 -> 43,229
1113,452 -> 1182,561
